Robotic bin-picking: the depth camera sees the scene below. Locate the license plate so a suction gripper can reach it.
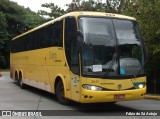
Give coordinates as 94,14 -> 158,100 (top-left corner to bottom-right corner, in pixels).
114,94 -> 125,99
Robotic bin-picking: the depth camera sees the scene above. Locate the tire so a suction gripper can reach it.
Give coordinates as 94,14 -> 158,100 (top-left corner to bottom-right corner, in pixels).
19,73 -> 26,89
107,102 -> 117,105
56,80 -> 70,105
15,72 -> 19,85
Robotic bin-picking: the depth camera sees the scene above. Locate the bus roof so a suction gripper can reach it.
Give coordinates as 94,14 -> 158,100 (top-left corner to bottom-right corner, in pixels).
66,11 -> 136,20
12,11 -> 136,40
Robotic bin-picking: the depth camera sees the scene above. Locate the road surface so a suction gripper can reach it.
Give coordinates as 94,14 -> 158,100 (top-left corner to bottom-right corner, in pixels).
0,72 -> 159,119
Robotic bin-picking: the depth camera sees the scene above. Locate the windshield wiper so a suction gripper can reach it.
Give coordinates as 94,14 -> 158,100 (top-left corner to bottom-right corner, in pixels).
106,52 -> 119,73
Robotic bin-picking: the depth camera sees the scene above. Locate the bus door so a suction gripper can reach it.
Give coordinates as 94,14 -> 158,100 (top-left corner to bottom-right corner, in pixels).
70,39 -> 81,102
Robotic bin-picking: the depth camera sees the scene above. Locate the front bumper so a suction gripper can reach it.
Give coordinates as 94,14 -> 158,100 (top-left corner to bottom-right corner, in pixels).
80,87 -> 146,103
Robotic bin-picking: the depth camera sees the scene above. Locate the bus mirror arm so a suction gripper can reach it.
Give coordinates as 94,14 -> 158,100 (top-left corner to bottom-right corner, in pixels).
77,30 -> 83,39
77,30 -> 84,52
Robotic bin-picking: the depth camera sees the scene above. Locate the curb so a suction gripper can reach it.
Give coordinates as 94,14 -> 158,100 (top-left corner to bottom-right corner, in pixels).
0,72 -> 9,77
144,95 -> 160,99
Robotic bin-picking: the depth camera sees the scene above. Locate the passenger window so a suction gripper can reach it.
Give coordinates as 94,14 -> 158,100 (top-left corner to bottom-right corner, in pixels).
53,21 -> 63,46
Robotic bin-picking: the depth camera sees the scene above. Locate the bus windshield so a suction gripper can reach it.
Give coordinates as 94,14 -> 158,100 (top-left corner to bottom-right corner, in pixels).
79,17 -> 144,78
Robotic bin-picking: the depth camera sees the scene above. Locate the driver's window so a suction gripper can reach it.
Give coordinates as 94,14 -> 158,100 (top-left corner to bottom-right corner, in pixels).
65,17 -> 79,75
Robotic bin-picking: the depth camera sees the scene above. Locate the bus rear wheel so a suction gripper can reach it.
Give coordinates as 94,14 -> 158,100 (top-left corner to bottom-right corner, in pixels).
19,73 -> 26,89
15,72 -> 19,85
56,80 -> 70,105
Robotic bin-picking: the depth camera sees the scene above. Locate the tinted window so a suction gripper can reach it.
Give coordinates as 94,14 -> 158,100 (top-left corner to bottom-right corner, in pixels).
11,20 -> 63,53
53,21 -> 63,46
65,17 -> 79,75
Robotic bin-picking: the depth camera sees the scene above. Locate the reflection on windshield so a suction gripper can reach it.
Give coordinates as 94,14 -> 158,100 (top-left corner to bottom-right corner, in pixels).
79,18 -> 116,46
79,17 -> 144,78
113,19 -> 140,45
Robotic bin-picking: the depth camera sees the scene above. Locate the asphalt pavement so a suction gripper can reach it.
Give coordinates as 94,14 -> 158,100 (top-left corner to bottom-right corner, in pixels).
0,72 -> 160,119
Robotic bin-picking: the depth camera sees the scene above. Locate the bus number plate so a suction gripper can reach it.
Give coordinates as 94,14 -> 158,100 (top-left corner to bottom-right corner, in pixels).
114,94 -> 125,99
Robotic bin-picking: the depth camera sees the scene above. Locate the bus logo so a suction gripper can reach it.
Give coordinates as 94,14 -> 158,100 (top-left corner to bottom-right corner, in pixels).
2,111 -> 11,116
118,84 -> 122,90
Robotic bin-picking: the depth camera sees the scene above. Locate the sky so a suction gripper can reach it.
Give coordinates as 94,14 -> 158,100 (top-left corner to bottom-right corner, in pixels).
10,0 -> 73,12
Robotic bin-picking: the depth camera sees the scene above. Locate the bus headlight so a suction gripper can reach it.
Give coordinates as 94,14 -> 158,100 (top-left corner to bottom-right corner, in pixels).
82,85 -> 103,91
138,84 -> 144,89
134,82 -> 146,89
135,84 -> 145,89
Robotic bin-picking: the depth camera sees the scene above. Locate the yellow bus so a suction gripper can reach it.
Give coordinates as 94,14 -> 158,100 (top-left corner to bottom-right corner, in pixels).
10,12 -> 147,104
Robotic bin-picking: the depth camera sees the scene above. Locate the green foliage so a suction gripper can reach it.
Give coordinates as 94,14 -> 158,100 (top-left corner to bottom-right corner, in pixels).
121,0 -> 160,91
66,0 -> 106,12
123,0 -> 160,54
24,8 -> 46,30
0,12 -> 8,68
65,0 -> 130,13
0,12 -> 7,48
38,3 -> 65,18
0,0 -> 45,68
0,0 -> 45,36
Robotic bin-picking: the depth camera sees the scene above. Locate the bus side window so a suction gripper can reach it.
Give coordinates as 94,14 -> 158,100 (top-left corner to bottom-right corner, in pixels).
65,17 -> 79,75
53,20 -> 63,47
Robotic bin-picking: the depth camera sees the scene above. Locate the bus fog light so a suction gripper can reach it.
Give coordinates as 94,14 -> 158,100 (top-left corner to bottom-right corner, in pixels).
83,85 -> 103,91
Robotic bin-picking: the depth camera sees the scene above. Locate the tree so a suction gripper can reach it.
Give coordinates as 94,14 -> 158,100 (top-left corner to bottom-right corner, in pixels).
66,0 -> 105,12
65,0 -> 128,13
0,0 -> 45,36
0,0 -> 45,68
122,0 -> 160,93
38,3 -> 65,19
0,12 -> 7,49
23,8 -> 46,30
0,12 -> 8,68
122,0 -> 160,55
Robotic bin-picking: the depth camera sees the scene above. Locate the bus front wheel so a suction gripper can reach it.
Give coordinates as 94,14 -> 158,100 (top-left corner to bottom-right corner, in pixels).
56,80 -> 70,105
